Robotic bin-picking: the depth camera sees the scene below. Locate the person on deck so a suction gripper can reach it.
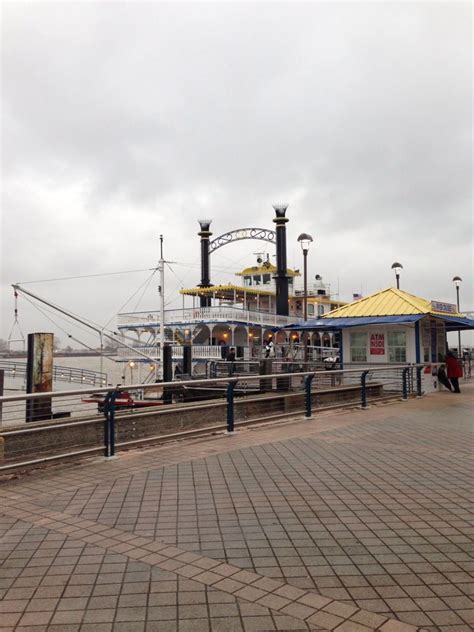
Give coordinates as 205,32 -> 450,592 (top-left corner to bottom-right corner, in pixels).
265,339 -> 275,358
445,351 -> 463,393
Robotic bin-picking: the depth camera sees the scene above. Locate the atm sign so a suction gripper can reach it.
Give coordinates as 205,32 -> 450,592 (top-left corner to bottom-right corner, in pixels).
370,333 -> 385,355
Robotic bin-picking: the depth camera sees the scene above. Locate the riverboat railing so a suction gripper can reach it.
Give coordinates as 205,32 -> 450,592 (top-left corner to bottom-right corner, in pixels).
116,345 -> 224,360
117,306 -> 302,327
0,363 -> 438,468
116,344 -> 341,362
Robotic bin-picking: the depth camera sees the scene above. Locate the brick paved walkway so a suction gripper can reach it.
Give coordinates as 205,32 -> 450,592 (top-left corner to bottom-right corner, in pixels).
1,384 -> 473,632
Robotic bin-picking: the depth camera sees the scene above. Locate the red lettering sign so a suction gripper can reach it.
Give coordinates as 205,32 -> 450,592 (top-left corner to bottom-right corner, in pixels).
370,333 -> 385,355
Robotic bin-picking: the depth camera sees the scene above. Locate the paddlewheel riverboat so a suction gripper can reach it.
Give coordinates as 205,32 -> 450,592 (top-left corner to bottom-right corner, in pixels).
117,207 -> 345,377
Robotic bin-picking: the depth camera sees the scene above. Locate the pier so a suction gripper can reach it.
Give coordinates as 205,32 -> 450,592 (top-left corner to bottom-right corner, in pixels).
1,384 -> 472,631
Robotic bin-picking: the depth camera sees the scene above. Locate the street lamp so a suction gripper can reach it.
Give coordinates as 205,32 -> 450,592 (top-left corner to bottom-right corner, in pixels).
391,262 -> 403,289
297,233 -> 313,320
453,276 -> 462,357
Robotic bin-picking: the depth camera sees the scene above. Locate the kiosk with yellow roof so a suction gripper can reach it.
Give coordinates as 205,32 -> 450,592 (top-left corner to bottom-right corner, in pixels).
284,286 -> 474,370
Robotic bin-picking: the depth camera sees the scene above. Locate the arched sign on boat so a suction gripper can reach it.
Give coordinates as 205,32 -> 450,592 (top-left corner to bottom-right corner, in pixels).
209,228 -> 276,253
198,206 -> 290,315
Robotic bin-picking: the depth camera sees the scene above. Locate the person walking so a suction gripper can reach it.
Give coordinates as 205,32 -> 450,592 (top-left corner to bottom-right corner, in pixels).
446,351 -> 463,393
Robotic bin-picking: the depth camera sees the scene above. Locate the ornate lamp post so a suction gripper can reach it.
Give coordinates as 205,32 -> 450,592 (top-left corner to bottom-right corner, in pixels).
298,233 -> 313,364
391,262 -> 403,289
297,233 -> 313,321
453,276 -> 462,357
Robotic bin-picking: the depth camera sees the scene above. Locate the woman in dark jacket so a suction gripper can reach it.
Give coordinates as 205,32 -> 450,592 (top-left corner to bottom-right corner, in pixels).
446,351 -> 463,393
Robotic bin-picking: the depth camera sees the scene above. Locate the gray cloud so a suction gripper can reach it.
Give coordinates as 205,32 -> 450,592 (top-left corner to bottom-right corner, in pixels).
1,1 -> 472,346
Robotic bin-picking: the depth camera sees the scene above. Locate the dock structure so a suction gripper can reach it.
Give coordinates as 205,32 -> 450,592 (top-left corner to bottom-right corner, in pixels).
0,384 -> 472,631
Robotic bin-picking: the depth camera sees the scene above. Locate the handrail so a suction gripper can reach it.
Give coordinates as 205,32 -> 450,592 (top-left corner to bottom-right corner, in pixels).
0,363 -> 428,404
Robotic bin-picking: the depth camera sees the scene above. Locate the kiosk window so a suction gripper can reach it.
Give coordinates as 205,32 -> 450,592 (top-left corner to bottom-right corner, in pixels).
244,276 -> 252,286
253,275 -> 261,285
388,331 -> 406,362
308,304 -> 315,316
262,274 -> 271,285
350,333 -> 367,362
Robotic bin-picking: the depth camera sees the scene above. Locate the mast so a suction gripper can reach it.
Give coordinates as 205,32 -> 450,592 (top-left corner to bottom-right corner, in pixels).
159,235 -> 165,380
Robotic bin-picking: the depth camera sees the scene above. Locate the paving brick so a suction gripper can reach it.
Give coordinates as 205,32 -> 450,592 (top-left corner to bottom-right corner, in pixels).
2,388 -> 473,632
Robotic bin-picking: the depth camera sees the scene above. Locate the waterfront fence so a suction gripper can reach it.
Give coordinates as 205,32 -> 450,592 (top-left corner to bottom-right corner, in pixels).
0,364 -> 428,470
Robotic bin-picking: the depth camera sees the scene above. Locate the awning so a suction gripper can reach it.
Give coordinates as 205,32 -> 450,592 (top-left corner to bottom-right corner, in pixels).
282,315 -> 424,331
282,313 -> 474,332
431,314 -> 474,331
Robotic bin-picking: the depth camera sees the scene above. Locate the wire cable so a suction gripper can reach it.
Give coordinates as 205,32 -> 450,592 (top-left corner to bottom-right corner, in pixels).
17,268 -> 156,285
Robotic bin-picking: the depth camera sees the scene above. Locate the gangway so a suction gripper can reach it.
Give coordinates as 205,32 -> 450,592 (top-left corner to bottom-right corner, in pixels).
0,360 -> 107,387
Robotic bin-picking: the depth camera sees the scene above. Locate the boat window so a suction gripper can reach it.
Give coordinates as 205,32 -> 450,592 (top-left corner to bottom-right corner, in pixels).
308,304 -> 315,316
253,275 -> 261,285
318,304 -> 325,317
244,276 -> 252,286
288,278 -> 294,286
262,274 -> 271,284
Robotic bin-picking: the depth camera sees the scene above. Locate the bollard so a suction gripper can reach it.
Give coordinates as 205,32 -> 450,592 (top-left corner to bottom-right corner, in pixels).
259,359 -> 273,392
360,370 -> 369,409
304,373 -> 315,418
0,369 -> 3,425
226,379 -> 238,433
416,366 -> 423,397
162,344 -> 173,404
402,367 -> 409,401
103,389 -> 120,458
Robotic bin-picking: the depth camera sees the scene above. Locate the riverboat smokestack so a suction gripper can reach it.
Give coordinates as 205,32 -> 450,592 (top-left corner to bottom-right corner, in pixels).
198,219 -> 212,307
273,205 -> 289,316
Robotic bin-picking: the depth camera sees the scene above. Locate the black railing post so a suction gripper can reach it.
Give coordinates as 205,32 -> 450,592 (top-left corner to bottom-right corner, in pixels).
226,379 -> 238,433
416,366 -> 423,397
361,370 -> 369,409
103,389 -> 119,458
304,373 -> 315,418
402,367 -> 409,401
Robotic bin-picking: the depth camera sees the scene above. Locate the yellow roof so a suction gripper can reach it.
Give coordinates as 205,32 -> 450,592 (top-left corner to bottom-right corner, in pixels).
306,296 -> 346,306
324,287 -> 461,318
236,263 -> 300,277
180,284 -> 274,297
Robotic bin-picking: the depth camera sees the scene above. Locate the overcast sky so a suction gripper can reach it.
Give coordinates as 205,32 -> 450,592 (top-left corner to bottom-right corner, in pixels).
1,1 -> 472,349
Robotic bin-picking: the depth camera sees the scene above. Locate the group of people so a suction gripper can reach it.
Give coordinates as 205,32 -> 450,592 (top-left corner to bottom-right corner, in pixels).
226,339 -> 275,361
437,351 -> 463,393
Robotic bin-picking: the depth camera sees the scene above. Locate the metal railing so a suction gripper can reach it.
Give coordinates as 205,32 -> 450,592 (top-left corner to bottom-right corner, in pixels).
116,344 -> 340,363
206,358 -> 342,378
0,364 -> 430,470
0,360 -> 107,387
117,306 -> 302,328
117,345 -> 223,360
